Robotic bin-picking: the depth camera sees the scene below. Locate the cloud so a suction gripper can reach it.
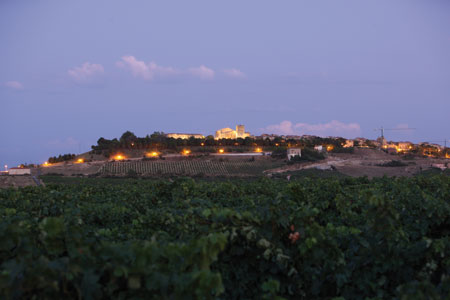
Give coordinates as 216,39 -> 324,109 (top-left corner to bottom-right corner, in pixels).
188,65 -> 215,80
5,81 -> 24,90
223,68 -> 246,79
117,56 -> 215,81
68,62 -> 104,83
116,56 -> 179,80
264,120 -> 361,138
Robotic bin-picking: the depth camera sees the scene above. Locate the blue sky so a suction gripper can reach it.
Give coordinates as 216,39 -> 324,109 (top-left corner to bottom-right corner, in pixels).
1,0 -> 449,166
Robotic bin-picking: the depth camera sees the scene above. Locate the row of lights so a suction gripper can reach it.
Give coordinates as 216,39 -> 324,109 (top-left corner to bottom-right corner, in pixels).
34,147 -> 450,167
111,148 -> 264,160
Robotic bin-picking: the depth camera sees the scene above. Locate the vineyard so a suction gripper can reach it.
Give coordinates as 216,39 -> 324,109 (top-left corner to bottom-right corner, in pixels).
99,159 -> 283,176
1,175 -> 450,299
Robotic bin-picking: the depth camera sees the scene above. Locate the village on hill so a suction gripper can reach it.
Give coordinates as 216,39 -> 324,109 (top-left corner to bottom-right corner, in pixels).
1,124 -> 449,186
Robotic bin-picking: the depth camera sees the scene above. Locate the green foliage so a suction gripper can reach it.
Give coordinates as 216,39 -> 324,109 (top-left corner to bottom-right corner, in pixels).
331,147 -> 354,154
271,148 -> 287,159
48,153 -> 76,163
119,131 -> 137,143
288,148 -> 325,164
89,131 -> 353,157
0,175 -> 450,298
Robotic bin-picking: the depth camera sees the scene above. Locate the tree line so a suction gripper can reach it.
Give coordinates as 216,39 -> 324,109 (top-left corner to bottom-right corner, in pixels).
90,131 -> 352,154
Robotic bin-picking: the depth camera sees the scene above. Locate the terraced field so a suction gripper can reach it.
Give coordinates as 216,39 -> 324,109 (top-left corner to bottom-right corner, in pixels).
98,159 -> 283,176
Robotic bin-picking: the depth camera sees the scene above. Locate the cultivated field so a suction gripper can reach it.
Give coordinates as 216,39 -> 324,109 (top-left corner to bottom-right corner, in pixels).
99,159 -> 283,176
1,176 -> 449,298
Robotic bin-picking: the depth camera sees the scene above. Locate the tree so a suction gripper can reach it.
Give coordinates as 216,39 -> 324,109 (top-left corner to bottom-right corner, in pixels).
120,131 -> 137,143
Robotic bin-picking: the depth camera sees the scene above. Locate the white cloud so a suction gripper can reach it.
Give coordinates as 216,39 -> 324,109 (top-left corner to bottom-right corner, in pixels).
116,56 -> 179,80
5,81 -> 24,90
223,68 -> 246,79
188,65 -> 215,80
264,120 -> 361,138
68,62 -> 104,83
117,56 -> 215,81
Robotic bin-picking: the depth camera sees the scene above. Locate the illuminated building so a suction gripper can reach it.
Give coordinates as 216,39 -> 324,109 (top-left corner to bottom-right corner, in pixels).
166,133 -> 204,139
343,140 -> 354,148
215,124 -> 251,139
314,145 -> 324,152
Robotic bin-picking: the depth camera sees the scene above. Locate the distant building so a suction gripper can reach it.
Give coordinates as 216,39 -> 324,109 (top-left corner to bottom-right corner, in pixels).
287,148 -> 302,160
215,125 -> 251,139
314,145 -> 324,152
354,137 -> 369,147
301,135 -> 319,140
397,142 -> 413,151
8,167 -> 31,175
166,133 -> 205,139
376,137 -> 388,147
343,140 -> 354,148
258,134 -> 279,141
286,135 -> 302,140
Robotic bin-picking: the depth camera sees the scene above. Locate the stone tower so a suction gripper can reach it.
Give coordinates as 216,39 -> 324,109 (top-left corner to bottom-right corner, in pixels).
236,125 -> 245,138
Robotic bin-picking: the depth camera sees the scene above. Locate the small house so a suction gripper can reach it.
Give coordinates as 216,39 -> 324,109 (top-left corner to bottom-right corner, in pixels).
314,145 -> 324,152
287,148 -> 302,160
8,167 -> 31,175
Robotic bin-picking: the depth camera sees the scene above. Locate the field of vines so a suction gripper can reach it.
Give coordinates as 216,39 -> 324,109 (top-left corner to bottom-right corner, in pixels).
99,159 -> 283,176
1,175 -> 450,299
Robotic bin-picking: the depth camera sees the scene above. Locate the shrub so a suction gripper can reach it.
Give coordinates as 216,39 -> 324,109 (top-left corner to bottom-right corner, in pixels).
331,147 -> 355,154
288,148 -> 326,164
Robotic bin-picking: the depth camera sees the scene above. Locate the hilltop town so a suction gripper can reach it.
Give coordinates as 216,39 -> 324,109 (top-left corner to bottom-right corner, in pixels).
1,124 -> 449,186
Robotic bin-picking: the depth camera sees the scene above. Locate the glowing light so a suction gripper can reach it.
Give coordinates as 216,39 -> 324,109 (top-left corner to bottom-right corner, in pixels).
255,148 -> 262,153
113,155 -> 125,160
446,153 -> 450,159
200,143 -> 205,146
147,151 -> 159,157
326,145 -> 334,151
218,149 -> 225,154
275,143 -> 279,147
183,149 -> 191,155
43,161 -> 50,167
76,158 -> 84,163
131,143 -> 135,146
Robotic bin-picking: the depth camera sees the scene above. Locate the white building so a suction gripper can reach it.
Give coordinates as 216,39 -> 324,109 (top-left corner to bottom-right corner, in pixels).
287,148 -> 302,160
166,133 -> 204,139
8,167 -> 31,175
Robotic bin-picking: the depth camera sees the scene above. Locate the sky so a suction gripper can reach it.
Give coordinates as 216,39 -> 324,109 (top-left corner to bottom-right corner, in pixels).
1,0 -> 450,167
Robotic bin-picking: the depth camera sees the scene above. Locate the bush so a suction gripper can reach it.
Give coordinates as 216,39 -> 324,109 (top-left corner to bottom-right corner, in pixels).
288,148 -> 325,164
271,148 -> 287,159
331,147 -> 355,154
